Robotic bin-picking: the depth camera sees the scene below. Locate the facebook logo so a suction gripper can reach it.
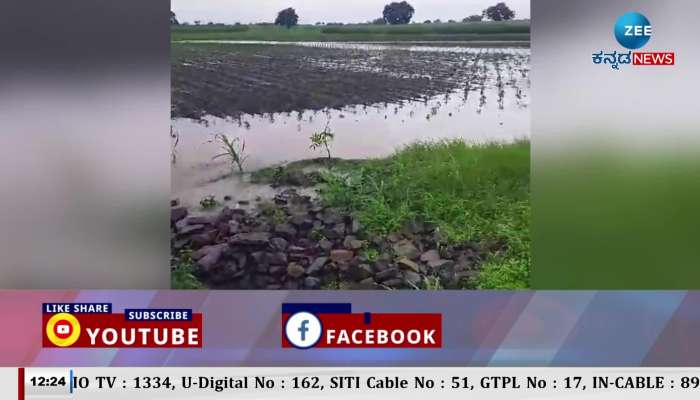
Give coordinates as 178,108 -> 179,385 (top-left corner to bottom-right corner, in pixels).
284,311 -> 322,349
298,319 -> 309,341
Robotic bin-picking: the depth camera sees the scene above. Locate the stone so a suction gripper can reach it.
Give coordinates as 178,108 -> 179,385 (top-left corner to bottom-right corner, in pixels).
403,270 -> 423,286
333,223 -> 347,237
223,195 -> 232,201
172,239 -> 188,251
256,264 -> 269,274
190,230 -> 217,248
324,228 -> 341,240
373,260 -> 390,272
268,265 -> 286,276
330,249 -> 354,264
238,200 -> 250,205
253,275 -> 268,288
229,232 -> 271,246
290,214 -> 313,228
382,278 -> 405,288
196,244 -> 227,273
393,240 -> 420,259
427,259 -> 455,271
319,238 -> 333,252
397,257 -> 421,273
358,263 -> 374,279
217,207 -> 234,223
250,251 -> 266,265
267,252 -> 288,265
357,277 -> 378,289
233,253 -> 247,271
177,223 -> 205,236
420,250 -> 441,263
274,223 -> 298,238
270,237 -> 288,251
213,261 -> 239,281
216,222 -> 231,237
307,257 -> 328,275
171,207 -> 187,224
455,270 -> 479,281
287,263 -> 306,278
228,220 -> 240,234
285,280 -> 300,290
304,277 -> 321,289
343,235 -> 364,250
375,267 -> 401,282
186,216 -> 213,226
350,218 -> 361,234
322,209 -> 342,225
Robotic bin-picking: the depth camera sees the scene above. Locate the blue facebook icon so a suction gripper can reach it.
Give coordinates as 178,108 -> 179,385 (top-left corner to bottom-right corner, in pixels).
298,319 -> 309,341
285,311 -> 322,349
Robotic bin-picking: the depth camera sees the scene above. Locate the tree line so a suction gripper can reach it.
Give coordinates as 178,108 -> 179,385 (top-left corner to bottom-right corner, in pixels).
275,2 -> 516,28
171,2 -> 517,28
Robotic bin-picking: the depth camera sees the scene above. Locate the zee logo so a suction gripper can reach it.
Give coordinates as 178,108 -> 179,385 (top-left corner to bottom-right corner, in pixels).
615,12 -> 651,49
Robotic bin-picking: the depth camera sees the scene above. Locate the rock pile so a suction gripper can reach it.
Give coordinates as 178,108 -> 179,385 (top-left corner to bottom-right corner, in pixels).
171,189 -> 482,290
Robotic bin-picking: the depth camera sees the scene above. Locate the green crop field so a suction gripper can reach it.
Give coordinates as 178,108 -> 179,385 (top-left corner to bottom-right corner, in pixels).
171,21 -> 530,43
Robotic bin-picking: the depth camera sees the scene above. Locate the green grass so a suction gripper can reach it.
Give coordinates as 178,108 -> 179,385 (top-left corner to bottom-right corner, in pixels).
172,249 -> 204,290
172,21 -> 529,43
319,139 -> 530,289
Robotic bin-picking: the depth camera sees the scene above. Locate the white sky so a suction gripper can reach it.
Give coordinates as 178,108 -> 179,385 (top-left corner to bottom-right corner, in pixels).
171,0 -> 530,24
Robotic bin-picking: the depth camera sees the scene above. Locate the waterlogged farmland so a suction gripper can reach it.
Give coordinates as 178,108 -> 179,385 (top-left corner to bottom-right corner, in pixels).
171,40 -> 531,290
172,42 -> 529,195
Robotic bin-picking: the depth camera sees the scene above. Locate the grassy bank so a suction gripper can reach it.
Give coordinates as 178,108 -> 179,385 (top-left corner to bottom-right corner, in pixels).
172,21 -> 530,43
318,139 -> 530,289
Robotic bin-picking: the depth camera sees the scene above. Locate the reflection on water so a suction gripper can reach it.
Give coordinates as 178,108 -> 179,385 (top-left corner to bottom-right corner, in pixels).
172,44 -> 529,207
174,40 -> 529,53
172,92 -> 528,207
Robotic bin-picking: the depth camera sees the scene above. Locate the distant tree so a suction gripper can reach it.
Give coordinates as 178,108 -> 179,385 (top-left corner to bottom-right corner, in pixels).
170,11 -> 180,25
275,7 -> 299,28
448,19 -> 457,23
433,18 -> 442,24
372,17 -> 386,25
382,1 -> 415,25
463,14 -> 483,22
423,19 -> 432,24
483,2 -> 515,21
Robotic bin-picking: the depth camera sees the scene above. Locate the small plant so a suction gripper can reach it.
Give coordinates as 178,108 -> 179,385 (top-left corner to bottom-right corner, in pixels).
259,201 -> 286,225
213,133 -> 248,173
171,249 -> 204,289
423,275 -> 444,290
309,226 -> 325,241
200,195 -> 218,210
362,247 -> 380,262
309,120 -> 335,163
170,126 -> 180,165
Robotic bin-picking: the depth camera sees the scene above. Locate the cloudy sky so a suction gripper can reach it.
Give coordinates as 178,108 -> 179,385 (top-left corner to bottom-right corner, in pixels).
171,0 -> 530,24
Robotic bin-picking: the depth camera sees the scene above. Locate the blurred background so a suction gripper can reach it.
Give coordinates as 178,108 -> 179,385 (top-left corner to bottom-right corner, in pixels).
532,0 -> 700,288
0,1 -> 170,288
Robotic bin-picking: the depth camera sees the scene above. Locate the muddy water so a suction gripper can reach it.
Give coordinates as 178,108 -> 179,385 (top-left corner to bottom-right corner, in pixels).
172,44 -> 530,208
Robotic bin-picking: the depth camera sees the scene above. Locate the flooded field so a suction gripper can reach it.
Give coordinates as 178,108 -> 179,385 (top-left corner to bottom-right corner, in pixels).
171,42 -> 530,207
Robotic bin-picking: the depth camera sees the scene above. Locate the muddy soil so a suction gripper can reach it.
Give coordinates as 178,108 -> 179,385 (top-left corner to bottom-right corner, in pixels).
171,43 -> 529,119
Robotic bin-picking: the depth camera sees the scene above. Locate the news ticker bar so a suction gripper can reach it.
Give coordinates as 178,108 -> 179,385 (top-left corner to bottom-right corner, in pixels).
5,367 -> 700,399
